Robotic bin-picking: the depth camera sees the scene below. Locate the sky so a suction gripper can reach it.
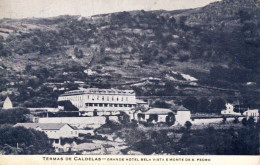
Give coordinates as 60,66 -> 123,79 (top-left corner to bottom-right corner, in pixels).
0,0 -> 220,19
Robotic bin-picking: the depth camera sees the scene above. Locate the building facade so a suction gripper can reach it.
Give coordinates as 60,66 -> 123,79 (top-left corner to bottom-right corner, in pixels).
133,106 -> 191,126
14,123 -> 79,152
221,103 -> 241,116
243,109 -> 259,122
58,88 -> 136,116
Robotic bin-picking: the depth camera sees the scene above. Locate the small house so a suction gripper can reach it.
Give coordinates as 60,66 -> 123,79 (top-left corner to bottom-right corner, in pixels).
221,103 -> 241,116
14,123 -> 79,148
243,109 -> 259,122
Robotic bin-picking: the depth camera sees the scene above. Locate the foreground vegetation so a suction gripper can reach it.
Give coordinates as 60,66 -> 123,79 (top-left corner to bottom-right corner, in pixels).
96,117 -> 259,155
0,125 -> 54,154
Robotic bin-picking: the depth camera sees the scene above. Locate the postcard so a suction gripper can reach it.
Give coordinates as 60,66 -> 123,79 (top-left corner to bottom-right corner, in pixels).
0,0 -> 259,164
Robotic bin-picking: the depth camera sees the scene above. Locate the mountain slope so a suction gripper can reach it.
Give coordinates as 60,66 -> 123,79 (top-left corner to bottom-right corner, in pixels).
0,0 -> 259,107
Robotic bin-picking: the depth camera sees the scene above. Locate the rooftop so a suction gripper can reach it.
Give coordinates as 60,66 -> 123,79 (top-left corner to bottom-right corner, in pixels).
61,88 -> 135,96
143,108 -> 175,115
14,123 -> 75,130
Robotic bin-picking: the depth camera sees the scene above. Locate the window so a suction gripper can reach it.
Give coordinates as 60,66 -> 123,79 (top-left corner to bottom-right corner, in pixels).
55,139 -> 59,144
119,104 -> 123,107
124,104 -> 127,107
109,104 -> 113,107
107,96 -> 109,101
128,104 -> 132,107
97,96 -> 99,100
94,103 -> 98,107
112,96 -> 114,101
99,103 -> 103,107
114,104 -> 118,107
102,96 -> 104,101
88,95 -> 90,100
89,103 -> 93,107
121,97 -> 123,101
104,104 -> 108,107
117,97 -> 119,101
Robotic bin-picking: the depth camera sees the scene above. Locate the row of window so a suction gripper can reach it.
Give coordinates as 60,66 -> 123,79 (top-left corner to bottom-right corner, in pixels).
85,103 -> 136,108
60,95 -> 133,102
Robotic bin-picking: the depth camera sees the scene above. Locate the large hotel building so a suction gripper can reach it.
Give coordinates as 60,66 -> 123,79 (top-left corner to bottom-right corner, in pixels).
58,88 -> 138,116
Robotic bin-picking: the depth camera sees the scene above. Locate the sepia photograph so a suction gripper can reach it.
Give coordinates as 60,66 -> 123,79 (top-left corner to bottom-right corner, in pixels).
0,0 -> 259,159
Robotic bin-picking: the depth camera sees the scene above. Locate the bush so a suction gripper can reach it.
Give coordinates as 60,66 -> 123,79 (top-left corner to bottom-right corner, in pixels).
0,108 -> 30,124
0,125 -> 53,154
185,121 -> 192,130
233,117 -> 239,124
242,118 -> 247,126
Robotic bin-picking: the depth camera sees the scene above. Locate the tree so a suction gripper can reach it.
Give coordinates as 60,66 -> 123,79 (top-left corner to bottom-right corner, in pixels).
166,113 -> 175,126
198,97 -> 210,113
0,108 -> 30,124
209,97 -> 226,114
25,65 -> 32,73
74,47 -> 84,58
0,125 -> 54,154
152,99 -> 171,108
242,118 -> 248,126
233,117 -> 239,124
183,97 -> 199,113
185,121 -> 192,130
247,117 -> 255,127
118,111 -> 130,124
222,116 -> 227,124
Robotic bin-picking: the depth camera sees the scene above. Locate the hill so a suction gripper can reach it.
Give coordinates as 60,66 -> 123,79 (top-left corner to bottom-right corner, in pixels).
0,0 -> 259,108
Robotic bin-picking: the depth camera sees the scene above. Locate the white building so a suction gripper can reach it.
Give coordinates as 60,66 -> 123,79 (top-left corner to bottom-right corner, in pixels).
134,108 -> 175,123
133,105 -> 191,126
2,96 -> 13,109
58,88 -> 137,116
174,105 -> 191,125
14,123 -> 79,151
221,103 -> 241,116
243,109 -> 259,122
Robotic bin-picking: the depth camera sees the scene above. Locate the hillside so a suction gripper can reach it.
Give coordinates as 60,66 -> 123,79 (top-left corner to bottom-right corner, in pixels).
0,0 -> 259,108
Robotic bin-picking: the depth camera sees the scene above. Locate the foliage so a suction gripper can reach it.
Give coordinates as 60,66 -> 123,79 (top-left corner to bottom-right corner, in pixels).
209,97 -> 226,114
120,124 -> 259,155
233,117 -> 239,124
183,97 -> 198,113
184,121 -> 192,130
197,97 -> 210,113
58,100 -> 79,111
0,125 -> 53,154
0,108 -> 30,124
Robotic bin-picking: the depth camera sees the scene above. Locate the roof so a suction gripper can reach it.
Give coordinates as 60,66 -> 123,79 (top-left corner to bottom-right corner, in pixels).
142,108 -> 175,115
177,105 -> 189,111
61,88 -> 135,96
3,96 -> 13,109
136,99 -> 147,104
244,109 -> 259,112
171,105 -> 190,111
14,123 -> 75,130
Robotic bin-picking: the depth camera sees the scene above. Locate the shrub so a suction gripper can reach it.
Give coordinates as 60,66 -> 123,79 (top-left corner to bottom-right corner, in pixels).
233,117 -> 239,124
0,108 -> 30,124
185,121 -> 192,130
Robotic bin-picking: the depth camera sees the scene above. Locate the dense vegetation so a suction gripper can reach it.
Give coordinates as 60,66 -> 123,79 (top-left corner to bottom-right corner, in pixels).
0,108 -> 30,124
114,118 -> 259,155
0,125 -> 54,154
